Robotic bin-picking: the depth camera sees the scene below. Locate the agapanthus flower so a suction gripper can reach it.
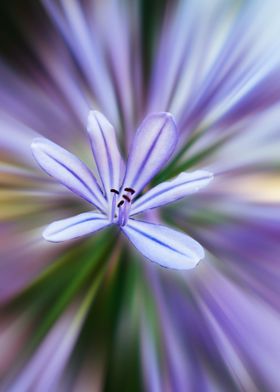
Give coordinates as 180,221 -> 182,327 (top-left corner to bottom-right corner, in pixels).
1,0 -> 280,391
32,111 -> 213,269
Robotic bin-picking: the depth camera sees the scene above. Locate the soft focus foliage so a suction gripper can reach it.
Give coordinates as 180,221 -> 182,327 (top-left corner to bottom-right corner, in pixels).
0,0 -> 280,391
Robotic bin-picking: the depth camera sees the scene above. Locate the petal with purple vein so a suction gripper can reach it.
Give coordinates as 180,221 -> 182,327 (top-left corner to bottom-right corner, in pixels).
122,112 -> 177,196
87,110 -> 124,197
43,212 -> 110,242
122,219 -> 204,269
131,170 -> 213,215
31,138 -> 106,212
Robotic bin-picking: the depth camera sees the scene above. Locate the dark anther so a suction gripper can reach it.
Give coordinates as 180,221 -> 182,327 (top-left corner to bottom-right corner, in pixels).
122,195 -> 131,203
124,187 -> 135,195
110,188 -> 120,194
117,200 -> 124,208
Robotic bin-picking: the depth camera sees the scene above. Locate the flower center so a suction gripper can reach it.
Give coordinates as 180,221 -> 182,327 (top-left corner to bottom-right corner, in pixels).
110,187 -> 135,226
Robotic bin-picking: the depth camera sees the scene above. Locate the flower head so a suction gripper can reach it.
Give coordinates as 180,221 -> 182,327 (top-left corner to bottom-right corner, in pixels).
31,110 -> 213,269
1,0 -> 280,390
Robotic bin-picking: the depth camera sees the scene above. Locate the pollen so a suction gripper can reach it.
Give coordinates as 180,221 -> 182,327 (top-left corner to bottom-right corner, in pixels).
117,200 -> 124,208
122,195 -> 131,202
124,187 -> 135,195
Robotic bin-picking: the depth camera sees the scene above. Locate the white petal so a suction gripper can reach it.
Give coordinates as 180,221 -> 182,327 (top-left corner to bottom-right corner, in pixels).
131,170 -> 213,215
122,219 -> 204,269
43,212 -> 110,242
122,112 -> 177,196
31,138 -> 106,212
87,111 -> 124,198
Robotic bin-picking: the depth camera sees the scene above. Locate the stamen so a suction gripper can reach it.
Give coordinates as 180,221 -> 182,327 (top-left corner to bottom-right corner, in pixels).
121,202 -> 130,226
110,188 -> 120,194
117,200 -> 124,208
122,195 -> 131,202
110,193 -> 117,222
118,206 -> 124,226
124,187 -> 135,195
116,188 -> 134,226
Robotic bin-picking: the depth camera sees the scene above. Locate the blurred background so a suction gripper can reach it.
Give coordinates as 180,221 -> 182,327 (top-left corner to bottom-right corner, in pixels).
0,0 -> 280,391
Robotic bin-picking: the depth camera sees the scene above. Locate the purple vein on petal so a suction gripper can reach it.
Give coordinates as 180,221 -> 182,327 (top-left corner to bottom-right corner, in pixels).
87,111 -> 123,200
31,138 -> 107,212
124,221 -> 186,256
122,219 -> 204,269
128,117 -> 169,188
95,114 -> 114,190
42,151 -> 101,206
46,216 -> 106,237
122,112 -> 177,195
137,175 -> 211,206
43,212 -> 110,242
131,170 -> 213,215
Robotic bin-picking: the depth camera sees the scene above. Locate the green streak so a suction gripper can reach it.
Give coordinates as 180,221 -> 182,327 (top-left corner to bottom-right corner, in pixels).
153,133 -> 231,184
5,229 -> 116,357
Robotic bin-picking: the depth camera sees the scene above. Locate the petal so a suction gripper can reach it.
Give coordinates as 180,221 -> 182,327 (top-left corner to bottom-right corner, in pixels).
43,212 -> 110,242
87,110 -> 124,198
131,170 -> 213,215
31,138 -> 107,212
122,112 -> 177,195
122,219 -> 204,269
